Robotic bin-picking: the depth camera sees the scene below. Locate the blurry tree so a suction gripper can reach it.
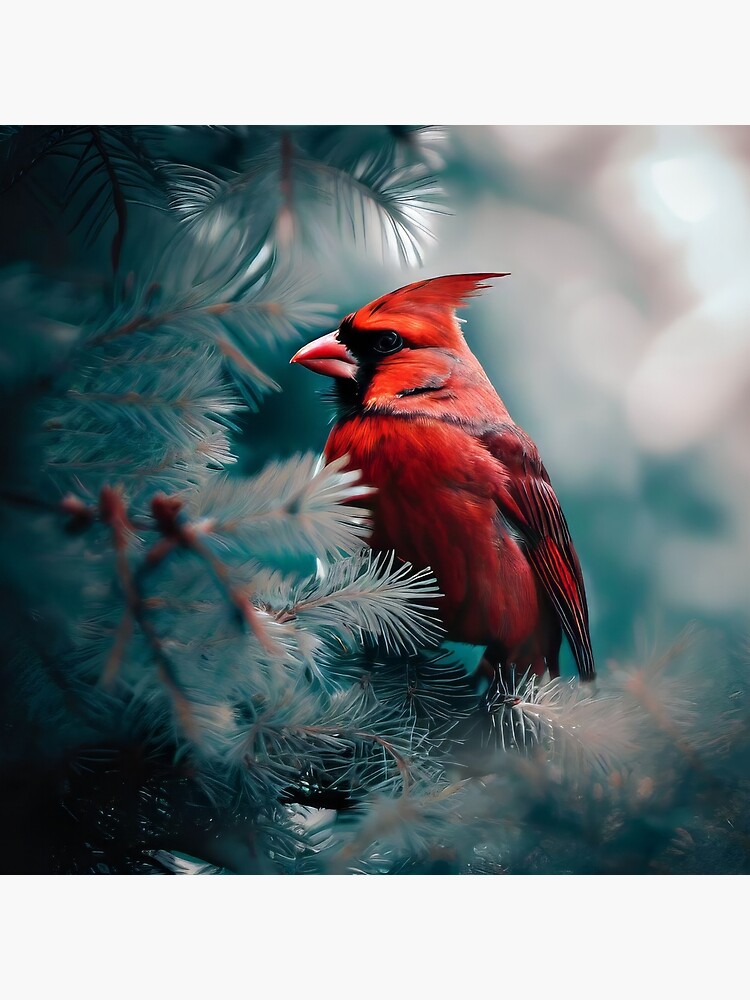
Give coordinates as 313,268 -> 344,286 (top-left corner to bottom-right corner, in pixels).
0,125 -> 748,874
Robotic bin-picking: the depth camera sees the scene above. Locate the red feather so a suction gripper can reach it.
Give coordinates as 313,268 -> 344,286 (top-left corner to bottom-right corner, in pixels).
356,272 -> 509,320
484,432 -> 595,679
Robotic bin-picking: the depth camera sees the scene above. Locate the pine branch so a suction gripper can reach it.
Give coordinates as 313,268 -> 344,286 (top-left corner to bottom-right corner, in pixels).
89,128 -> 128,272
87,257 -> 335,406
476,674 -> 644,778
324,649 -> 477,731
310,126 -> 448,173
232,684 -> 437,805
97,485 -> 200,741
324,775 -> 518,875
7,127 -> 748,876
609,627 -> 739,766
0,125 -> 83,193
186,453 -> 374,560
0,126 -> 166,274
309,152 -> 445,266
162,129 -> 446,266
276,551 -> 444,656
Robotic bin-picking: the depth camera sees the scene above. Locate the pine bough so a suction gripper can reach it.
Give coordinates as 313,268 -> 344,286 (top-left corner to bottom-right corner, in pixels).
0,126 -> 746,875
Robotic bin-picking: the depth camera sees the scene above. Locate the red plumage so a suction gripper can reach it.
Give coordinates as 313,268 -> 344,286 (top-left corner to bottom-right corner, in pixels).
291,273 -> 595,690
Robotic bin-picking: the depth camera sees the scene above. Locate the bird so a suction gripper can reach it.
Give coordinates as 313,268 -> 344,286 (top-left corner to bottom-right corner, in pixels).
290,273 -> 595,694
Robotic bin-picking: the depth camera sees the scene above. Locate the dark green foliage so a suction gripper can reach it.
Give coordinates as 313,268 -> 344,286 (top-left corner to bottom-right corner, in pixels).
1,125 -> 748,874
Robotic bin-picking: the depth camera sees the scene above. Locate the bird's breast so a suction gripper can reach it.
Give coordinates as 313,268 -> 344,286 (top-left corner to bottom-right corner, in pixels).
325,414 -> 540,646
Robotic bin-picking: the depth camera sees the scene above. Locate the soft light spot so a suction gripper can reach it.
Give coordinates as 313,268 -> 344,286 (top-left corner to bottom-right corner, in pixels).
637,776 -> 655,800
649,157 -> 716,223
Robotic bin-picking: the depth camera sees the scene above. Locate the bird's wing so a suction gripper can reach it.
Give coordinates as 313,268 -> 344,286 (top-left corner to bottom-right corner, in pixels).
484,428 -> 596,680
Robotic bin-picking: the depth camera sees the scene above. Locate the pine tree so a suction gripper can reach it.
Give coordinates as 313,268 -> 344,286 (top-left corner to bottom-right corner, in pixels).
1,125 -> 748,875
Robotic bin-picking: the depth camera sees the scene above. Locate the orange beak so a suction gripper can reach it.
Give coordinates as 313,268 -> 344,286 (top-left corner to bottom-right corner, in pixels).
290,330 -> 357,380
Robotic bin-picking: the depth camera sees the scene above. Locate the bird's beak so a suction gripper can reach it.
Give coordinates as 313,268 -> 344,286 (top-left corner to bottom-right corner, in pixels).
290,330 -> 357,380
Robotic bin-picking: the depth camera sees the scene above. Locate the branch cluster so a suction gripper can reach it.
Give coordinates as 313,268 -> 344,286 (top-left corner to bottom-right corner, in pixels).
0,126 -> 746,875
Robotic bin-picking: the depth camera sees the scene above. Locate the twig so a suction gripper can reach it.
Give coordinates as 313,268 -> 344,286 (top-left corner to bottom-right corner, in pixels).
98,485 -> 199,741
300,724 -> 413,795
90,127 -> 127,274
149,492 -> 283,655
89,298 -> 291,347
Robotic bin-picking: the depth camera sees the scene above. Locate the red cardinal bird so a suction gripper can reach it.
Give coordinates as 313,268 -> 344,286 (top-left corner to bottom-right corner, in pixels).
291,274 -> 595,691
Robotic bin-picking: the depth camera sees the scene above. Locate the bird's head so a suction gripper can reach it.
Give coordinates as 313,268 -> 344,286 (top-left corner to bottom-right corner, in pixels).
290,273 -> 508,414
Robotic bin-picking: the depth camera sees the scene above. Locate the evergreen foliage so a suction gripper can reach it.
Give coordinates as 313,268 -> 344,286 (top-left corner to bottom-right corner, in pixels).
1,125 -> 748,874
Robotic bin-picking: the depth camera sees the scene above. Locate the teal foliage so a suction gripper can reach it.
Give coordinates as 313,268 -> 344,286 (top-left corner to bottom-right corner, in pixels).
0,125 -> 748,874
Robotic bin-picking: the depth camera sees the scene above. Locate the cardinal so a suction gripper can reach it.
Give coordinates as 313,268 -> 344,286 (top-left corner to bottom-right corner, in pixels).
290,274 -> 595,692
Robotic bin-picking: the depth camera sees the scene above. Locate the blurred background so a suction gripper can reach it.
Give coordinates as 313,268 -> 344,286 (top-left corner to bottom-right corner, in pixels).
257,125 -> 750,675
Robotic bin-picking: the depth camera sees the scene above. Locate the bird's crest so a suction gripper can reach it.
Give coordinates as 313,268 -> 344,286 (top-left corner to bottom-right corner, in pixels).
348,273 -> 509,344
360,272 -> 507,320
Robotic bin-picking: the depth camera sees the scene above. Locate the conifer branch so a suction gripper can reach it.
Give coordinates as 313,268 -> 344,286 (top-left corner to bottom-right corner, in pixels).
89,127 -> 128,273
97,485 -> 199,741
187,454 -> 374,559
162,128 -> 445,266
4,127 -> 747,875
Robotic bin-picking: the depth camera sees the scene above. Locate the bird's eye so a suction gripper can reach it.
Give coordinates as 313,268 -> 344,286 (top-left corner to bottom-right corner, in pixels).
373,331 -> 403,355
